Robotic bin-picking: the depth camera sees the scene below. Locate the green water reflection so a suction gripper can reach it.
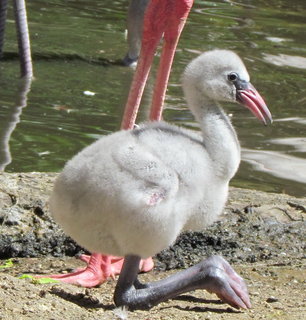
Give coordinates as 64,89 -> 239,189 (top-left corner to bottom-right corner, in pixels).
0,0 -> 306,197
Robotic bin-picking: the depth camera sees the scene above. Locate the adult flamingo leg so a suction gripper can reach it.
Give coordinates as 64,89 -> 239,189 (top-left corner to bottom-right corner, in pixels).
39,0 -> 193,287
149,0 -> 193,121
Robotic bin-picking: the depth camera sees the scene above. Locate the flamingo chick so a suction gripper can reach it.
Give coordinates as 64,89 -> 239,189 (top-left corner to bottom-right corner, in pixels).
50,50 -> 272,310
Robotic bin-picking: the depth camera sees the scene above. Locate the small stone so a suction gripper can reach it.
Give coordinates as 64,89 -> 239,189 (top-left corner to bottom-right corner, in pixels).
266,296 -> 279,303
34,206 -> 44,217
39,290 -> 47,298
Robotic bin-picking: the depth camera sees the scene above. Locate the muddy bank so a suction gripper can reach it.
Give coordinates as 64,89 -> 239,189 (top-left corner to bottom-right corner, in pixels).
0,172 -> 305,319
0,257 -> 305,320
0,172 -> 305,269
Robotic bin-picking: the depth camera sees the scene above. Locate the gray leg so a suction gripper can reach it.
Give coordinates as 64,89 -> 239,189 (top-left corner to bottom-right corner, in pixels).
114,255 -> 251,310
123,0 -> 149,66
0,0 -> 8,58
13,0 -> 33,78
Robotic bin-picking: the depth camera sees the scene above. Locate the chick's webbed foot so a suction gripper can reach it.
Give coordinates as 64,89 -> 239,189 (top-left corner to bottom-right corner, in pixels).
201,255 -> 251,309
38,253 -> 154,288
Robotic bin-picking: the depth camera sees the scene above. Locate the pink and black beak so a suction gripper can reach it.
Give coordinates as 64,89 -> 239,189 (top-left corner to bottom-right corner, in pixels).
234,78 -> 272,125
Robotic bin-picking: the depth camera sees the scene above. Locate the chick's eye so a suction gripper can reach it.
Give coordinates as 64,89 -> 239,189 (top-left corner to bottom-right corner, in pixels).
228,72 -> 238,81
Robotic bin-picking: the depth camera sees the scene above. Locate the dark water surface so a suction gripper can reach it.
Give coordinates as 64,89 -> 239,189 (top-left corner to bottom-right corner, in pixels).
0,0 -> 306,197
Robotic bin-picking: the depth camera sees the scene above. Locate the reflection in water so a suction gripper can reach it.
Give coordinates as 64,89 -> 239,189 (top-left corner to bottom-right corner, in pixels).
242,148 -> 306,184
0,77 -> 32,170
263,53 -> 306,69
275,117 -> 306,125
266,37 -> 292,43
269,137 -> 306,153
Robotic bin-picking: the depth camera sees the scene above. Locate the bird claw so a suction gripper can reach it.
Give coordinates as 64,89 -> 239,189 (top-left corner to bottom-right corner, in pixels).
202,256 -> 251,309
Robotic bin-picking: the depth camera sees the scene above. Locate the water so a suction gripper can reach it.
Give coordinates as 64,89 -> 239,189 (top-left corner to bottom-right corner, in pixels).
1,0 -> 306,197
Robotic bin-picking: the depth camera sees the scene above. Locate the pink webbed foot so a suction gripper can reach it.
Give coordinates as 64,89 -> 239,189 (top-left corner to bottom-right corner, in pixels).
139,256 -> 155,273
77,254 -> 154,276
76,254 -> 123,279
42,253 -> 110,287
38,253 -> 154,288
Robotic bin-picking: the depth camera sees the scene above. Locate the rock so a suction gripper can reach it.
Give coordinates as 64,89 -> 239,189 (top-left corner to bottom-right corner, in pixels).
266,296 -> 279,303
0,190 -> 12,208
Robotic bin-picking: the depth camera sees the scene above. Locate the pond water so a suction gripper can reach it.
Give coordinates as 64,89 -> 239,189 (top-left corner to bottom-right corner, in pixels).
1,0 -> 306,197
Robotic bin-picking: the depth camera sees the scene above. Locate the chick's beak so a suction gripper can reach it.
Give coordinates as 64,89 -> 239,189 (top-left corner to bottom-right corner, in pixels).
236,81 -> 272,125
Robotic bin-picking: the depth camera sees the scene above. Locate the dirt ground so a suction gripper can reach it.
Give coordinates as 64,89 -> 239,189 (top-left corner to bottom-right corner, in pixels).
0,172 -> 305,319
0,257 -> 305,320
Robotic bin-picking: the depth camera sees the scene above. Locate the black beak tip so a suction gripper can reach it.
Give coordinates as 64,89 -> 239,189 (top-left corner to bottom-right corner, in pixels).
263,116 -> 273,126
